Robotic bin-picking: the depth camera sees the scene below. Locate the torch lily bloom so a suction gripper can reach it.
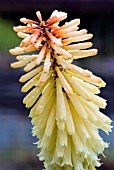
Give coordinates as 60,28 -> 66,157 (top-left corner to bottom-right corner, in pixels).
9,10 -> 112,170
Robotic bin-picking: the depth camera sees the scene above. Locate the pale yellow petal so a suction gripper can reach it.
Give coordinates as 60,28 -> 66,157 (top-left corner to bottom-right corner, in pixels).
32,93 -> 55,138
54,54 -> 72,69
23,76 -> 51,108
44,49 -> 51,73
9,44 -> 36,55
49,41 -> 72,59
11,58 -> 30,68
68,94 -> 87,120
58,128 -> 67,147
69,64 -> 92,78
65,69 -> 106,87
71,75 -> 100,94
17,32 -> 29,38
69,49 -> 98,59
56,78 -> 67,120
36,43 -> 47,65
44,103 -> 56,137
70,100 -> 90,140
56,67 -> 73,95
21,73 -> 41,92
62,34 -> 93,45
19,65 -> 43,82
61,19 -> 80,29
24,60 -> 36,72
16,54 -> 37,61
64,93 -> 75,135
60,29 -> 87,38
34,82 -> 55,115
20,35 -> 31,47
61,136 -> 73,166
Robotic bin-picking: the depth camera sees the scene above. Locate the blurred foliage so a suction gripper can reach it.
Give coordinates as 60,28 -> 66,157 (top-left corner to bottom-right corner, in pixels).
0,18 -> 20,52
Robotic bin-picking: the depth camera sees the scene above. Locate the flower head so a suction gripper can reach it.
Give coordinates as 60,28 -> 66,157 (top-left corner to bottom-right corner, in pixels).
9,10 -> 112,170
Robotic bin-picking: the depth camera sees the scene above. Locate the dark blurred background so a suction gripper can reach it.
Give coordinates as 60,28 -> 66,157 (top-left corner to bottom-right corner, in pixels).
0,0 -> 114,169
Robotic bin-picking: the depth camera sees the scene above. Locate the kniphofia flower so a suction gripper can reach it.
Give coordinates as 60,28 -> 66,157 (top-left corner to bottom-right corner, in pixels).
9,10 -> 112,170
